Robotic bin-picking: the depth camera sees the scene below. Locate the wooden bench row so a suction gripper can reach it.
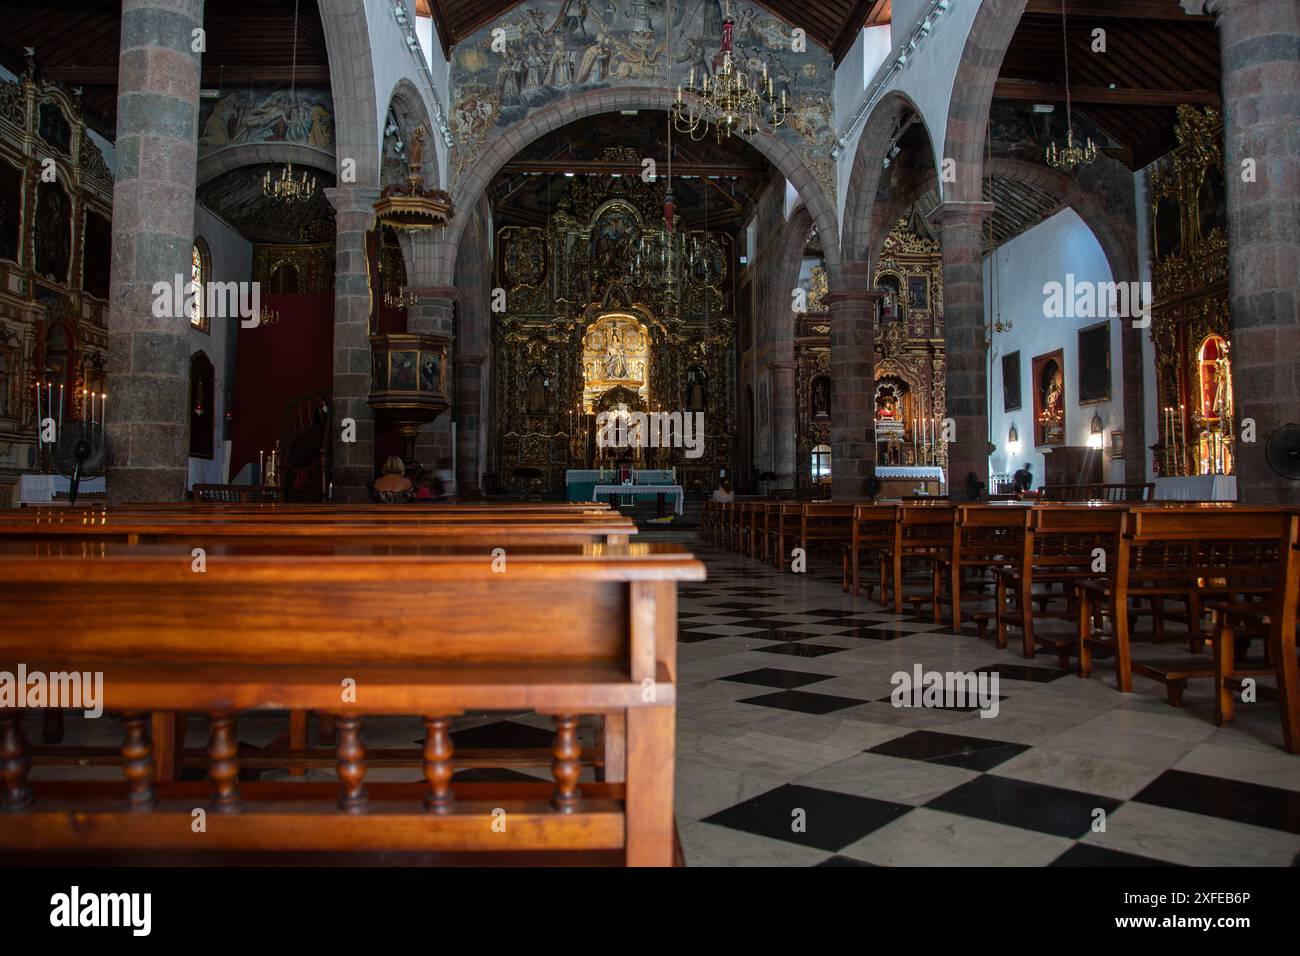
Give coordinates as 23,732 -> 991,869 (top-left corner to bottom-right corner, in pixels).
0,504 -> 704,864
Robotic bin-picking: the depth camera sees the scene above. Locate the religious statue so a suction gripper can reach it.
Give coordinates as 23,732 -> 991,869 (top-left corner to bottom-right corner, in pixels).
686,367 -> 707,413
526,367 -> 549,414
1212,343 -> 1231,420
605,330 -> 629,379
812,377 -> 829,418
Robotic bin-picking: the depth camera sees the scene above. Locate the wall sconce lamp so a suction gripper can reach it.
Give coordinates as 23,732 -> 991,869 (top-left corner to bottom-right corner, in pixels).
1007,424 -> 1021,456
1088,413 -> 1104,449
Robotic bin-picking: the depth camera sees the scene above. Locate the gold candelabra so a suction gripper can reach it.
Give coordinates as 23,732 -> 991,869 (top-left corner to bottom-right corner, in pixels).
262,162 -> 317,202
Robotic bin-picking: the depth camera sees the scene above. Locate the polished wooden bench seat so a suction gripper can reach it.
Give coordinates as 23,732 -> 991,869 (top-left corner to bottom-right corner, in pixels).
0,540 -> 703,865
841,504 -> 900,601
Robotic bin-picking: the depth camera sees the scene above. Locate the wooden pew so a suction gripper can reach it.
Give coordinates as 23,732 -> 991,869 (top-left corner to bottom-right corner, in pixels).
1040,483 -> 1154,502
887,504 -> 956,618
1206,514 -> 1300,752
841,504 -> 900,600
994,505 -> 1126,662
795,502 -> 858,572
191,484 -> 284,503
766,502 -> 804,570
1077,507 -> 1289,700
940,504 -> 1033,634
0,540 -> 702,865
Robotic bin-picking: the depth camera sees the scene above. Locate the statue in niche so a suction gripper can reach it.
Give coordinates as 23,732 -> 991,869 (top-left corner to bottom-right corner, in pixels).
812,377 -> 829,418
686,367 -> 707,413
1212,342 -> 1232,419
876,386 -> 899,421
34,181 -> 71,284
605,330 -> 630,379
526,367 -> 550,414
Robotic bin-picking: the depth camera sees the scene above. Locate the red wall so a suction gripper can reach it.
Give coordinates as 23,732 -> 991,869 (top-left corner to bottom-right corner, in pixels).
230,292 -> 333,482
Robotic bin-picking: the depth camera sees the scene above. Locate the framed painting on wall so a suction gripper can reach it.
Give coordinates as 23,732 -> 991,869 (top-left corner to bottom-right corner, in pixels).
1032,350 -> 1066,447
1002,351 -> 1022,412
1077,322 -> 1111,404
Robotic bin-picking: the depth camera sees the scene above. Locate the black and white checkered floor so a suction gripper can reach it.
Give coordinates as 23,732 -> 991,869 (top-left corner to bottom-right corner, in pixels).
671,539 -> 1300,866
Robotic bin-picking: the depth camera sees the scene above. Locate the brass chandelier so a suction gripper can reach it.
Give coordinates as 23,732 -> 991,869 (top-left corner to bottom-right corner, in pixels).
1044,0 -> 1096,172
672,2 -> 787,142
262,0 -> 318,202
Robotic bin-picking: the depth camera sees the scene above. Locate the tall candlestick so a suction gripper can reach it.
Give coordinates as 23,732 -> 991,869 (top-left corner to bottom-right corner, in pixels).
1179,404 -> 1186,473
259,450 -> 265,483
47,383 -> 53,427
57,384 -> 64,432
35,380 -> 42,446
100,393 -> 106,433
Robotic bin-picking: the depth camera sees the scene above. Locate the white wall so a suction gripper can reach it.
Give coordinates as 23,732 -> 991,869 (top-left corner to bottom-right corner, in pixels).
834,0 -> 984,224
367,0 -> 450,187
189,206 -> 252,488
985,208 -> 1126,485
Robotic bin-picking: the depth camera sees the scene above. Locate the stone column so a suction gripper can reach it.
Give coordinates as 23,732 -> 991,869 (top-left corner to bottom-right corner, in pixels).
406,285 -> 457,468
455,354 -> 486,493
767,360 -> 796,488
823,261 -> 879,499
1202,0 -> 1300,504
325,185 -> 379,503
105,0 -> 204,504
932,202 -> 995,500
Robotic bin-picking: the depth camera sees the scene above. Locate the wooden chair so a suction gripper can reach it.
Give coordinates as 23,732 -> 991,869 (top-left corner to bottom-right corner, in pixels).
1077,507 -> 1289,701
0,540 -> 703,865
1206,514 -> 1300,753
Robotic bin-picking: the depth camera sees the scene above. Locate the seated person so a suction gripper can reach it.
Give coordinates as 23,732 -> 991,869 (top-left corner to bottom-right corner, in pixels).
711,479 -> 734,503
373,456 -> 415,503
433,456 -> 458,500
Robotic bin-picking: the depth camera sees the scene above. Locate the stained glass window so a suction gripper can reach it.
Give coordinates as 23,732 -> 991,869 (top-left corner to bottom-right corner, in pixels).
190,241 -> 209,333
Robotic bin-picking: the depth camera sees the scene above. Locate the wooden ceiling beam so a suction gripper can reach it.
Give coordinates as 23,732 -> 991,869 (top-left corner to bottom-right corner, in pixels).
994,79 -> 1219,107
1022,0 -> 1212,19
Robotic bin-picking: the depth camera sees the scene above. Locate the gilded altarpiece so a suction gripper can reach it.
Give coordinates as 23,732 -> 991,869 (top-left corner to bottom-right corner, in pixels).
794,218 -> 946,488
493,169 -> 736,494
1148,106 -> 1232,477
0,62 -> 113,495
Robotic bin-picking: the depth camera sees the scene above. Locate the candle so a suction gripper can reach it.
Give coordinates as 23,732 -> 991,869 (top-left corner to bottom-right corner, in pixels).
57,384 -> 63,432
47,383 -> 53,426
100,393 -> 106,433
35,380 -> 42,445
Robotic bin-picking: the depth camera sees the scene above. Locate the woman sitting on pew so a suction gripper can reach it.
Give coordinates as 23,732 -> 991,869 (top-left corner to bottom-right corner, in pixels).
373,456 -> 415,504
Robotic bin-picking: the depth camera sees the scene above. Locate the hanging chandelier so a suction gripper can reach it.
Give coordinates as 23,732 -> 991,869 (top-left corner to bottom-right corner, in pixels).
1044,0 -> 1096,172
384,287 -> 419,310
672,1 -> 787,142
263,0 -> 317,202
263,161 -> 316,203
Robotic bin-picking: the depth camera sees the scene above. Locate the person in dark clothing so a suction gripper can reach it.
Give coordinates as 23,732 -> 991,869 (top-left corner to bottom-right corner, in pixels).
1012,463 -> 1034,494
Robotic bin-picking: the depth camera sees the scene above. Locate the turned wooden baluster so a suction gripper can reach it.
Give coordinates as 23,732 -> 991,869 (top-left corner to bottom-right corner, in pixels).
551,714 -> 581,813
121,712 -> 156,811
208,712 -> 240,813
336,715 -> 368,813
423,716 -> 454,813
0,711 -> 33,811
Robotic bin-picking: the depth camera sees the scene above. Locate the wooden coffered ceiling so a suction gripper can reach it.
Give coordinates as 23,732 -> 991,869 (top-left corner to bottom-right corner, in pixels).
419,0 -> 890,65
996,0 -> 1221,169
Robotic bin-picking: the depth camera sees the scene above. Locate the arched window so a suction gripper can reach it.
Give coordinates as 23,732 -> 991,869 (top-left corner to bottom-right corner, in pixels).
191,239 -> 211,333
811,443 -> 832,480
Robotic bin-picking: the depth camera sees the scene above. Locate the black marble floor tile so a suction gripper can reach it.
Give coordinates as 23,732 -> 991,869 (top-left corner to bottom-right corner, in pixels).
1132,769 -> 1300,836
737,689 -> 869,715
925,775 -> 1123,839
872,693 -> 1008,713
818,855 -> 879,866
837,626 -> 914,641
755,642 -> 851,658
703,783 -> 913,852
721,667 -> 835,689
868,730 -> 1029,772
678,630 -> 733,643
978,663 -> 1073,683
1049,844 -> 1176,867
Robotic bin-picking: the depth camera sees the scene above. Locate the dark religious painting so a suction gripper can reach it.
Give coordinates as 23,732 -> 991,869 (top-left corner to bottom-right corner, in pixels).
1032,350 -> 1065,447
1196,168 -> 1227,243
34,180 -> 71,284
82,210 -> 112,300
37,101 -> 72,153
1077,322 -> 1111,404
907,275 -> 928,310
0,160 -> 21,262
390,351 -> 417,391
420,352 -> 442,393
1153,192 -> 1182,261
1001,350 -> 1022,412
189,351 -> 216,459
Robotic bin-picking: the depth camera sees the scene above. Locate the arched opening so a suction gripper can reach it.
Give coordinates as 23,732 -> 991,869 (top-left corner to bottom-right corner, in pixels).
191,239 -> 211,333
189,351 -> 216,459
